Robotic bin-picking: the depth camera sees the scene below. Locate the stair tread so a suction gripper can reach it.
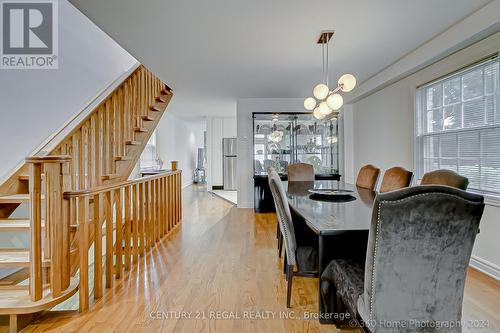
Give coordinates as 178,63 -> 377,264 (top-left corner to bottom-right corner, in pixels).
126,140 -> 141,145
0,251 -> 30,268
0,277 -> 78,315
141,115 -> 154,121
0,194 -> 32,203
0,251 -> 51,269
133,127 -> 148,132
115,156 -> 132,161
102,174 -> 121,181
0,268 -> 29,286
0,219 -> 42,230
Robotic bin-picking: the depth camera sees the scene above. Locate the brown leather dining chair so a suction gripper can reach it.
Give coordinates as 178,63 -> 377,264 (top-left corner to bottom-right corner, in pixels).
421,169 -> 469,190
288,163 -> 315,182
356,164 -> 380,191
379,166 -> 413,193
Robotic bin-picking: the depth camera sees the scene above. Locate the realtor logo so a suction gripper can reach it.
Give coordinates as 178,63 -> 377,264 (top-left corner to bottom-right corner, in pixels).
1,0 -> 58,69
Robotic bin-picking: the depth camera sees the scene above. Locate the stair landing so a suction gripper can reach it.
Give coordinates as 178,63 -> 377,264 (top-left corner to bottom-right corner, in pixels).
0,277 -> 78,315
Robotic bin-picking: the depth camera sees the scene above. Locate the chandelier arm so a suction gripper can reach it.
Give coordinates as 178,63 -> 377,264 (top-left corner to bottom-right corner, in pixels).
326,38 -> 329,87
331,85 -> 342,94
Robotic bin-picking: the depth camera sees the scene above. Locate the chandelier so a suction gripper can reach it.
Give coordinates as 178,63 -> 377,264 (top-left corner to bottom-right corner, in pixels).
304,31 -> 357,119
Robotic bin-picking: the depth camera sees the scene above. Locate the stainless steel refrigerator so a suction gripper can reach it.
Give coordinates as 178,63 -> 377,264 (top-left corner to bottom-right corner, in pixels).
223,138 -> 237,190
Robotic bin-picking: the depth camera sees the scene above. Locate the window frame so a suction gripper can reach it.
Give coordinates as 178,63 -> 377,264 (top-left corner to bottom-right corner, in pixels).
414,55 -> 500,201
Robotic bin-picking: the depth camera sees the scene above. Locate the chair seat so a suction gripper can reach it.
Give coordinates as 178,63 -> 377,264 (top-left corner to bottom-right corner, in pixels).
295,246 -> 318,273
321,258 -> 364,314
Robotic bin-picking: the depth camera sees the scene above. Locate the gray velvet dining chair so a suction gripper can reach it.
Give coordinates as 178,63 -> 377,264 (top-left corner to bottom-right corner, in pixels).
268,169 -> 318,308
320,185 -> 484,332
267,167 -> 283,258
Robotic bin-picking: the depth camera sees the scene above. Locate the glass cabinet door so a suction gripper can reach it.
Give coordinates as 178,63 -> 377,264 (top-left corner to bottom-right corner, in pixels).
253,113 -> 339,176
253,114 -> 293,175
292,114 -> 339,174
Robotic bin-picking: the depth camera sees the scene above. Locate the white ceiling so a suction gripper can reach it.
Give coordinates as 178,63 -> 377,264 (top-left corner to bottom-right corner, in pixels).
68,0 -> 491,117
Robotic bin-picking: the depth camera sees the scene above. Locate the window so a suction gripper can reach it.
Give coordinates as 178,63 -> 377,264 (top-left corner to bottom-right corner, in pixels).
139,130 -> 157,170
415,56 -> 500,196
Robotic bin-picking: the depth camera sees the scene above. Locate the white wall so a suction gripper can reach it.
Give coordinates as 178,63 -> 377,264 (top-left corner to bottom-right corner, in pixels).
0,0 -> 136,181
206,116 -> 236,189
348,31 -> 500,280
156,113 -> 205,188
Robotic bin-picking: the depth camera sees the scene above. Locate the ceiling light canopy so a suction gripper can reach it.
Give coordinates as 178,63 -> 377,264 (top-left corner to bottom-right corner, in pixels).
305,31 -> 357,120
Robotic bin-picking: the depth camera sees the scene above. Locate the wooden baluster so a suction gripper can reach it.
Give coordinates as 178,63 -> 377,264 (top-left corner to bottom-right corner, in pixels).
61,161 -> 71,290
151,179 -> 156,243
110,95 -> 116,173
177,173 -> 180,224
69,138 -> 75,189
172,174 -> 177,226
141,68 -> 146,117
163,177 -> 167,235
103,102 -> 110,177
157,178 -> 162,240
139,182 -> 145,256
28,161 -> 42,301
145,181 -> 151,249
132,183 -> 139,263
179,172 -> 182,221
86,120 -> 92,189
158,178 -> 163,237
168,175 -> 172,232
115,188 -> 123,278
93,193 -> 103,299
117,87 -> 123,158
94,109 -> 101,186
165,176 -> 169,233
123,81 -> 129,144
45,161 -> 63,297
79,128 -> 85,189
105,190 -> 114,287
78,195 -> 89,312
124,185 -> 131,270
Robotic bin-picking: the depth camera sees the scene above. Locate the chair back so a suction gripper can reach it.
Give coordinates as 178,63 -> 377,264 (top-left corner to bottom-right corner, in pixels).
421,169 -> 469,190
268,169 -> 297,267
288,163 -> 315,182
359,186 -> 484,329
356,164 -> 380,190
379,166 -> 413,193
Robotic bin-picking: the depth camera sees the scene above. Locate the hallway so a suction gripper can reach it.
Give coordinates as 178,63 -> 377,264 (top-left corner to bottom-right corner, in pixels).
23,185 -> 499,332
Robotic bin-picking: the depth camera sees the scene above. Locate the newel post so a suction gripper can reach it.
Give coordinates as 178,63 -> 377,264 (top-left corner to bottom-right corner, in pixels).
26,155 -> 71,300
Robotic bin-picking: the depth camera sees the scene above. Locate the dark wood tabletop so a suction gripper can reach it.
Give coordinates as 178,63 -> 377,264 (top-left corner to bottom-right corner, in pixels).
286,180 -> 376,235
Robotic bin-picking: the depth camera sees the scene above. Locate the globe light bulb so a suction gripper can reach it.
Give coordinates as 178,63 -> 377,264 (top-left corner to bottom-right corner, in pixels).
313,83 -> 329,100
318,101 -> 332,115
303,97 -> 316,111
313,107 -> 325,120
326,93 -> 343,110
338,74 -> 356,92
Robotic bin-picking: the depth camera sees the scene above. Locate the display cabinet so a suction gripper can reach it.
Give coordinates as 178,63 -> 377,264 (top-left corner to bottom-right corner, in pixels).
253,112 -> 341,212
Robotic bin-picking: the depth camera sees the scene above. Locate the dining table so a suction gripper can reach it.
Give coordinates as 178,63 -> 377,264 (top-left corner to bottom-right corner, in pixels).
285,180 -> 376,322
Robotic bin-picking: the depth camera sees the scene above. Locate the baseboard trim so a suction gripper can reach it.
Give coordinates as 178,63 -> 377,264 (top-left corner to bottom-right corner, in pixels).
469,256 -> 500,281
237,202 -> 253,209
182,180 -> 194,189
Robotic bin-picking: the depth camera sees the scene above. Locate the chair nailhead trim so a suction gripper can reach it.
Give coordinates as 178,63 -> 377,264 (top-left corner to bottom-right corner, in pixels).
368,191 -> 482,319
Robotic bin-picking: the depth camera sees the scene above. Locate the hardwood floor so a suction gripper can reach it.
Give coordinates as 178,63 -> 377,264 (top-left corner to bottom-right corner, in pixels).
18,185 -> 500,332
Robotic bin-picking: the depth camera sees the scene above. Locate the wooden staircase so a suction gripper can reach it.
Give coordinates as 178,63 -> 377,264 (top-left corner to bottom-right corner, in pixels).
0,65 -> 176,332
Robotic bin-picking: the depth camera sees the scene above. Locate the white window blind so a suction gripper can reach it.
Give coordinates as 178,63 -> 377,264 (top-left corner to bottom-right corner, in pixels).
415,56 -> 500,196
